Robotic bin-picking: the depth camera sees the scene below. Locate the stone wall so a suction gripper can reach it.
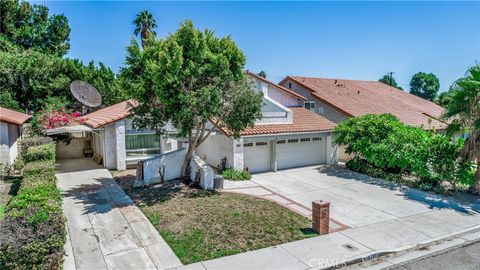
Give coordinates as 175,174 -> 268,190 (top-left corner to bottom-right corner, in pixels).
56,137 -> 90,159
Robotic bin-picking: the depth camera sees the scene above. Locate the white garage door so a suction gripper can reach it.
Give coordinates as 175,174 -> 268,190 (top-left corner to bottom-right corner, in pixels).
276,136 -> 325,170
243,141 -> 270,173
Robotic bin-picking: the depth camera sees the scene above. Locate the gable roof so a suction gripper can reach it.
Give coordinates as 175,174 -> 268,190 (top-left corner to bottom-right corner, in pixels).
282,76 -> 447,130
247,71 -> 307,101
83,100 -> 138,128
0,107 -> 31,126
219,107 -> 336,136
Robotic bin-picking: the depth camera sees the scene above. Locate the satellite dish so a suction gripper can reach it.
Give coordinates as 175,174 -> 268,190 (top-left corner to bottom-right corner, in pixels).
70,80 -> 102,108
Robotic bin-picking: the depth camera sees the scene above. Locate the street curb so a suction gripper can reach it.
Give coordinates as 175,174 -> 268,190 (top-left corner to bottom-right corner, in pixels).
318,224 -> 480,270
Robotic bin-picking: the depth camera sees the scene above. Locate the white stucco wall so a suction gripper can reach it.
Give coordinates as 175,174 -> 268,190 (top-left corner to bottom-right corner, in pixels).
115,120 -> 126,170
104,123 -> 117,169
190,155 -> 215,190
143,148 -> 187,184
194,133 -> 235,169
0,122 -> 20,165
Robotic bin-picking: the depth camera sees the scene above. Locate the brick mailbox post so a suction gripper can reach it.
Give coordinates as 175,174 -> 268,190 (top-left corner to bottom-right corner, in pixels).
312,200 -> 330,235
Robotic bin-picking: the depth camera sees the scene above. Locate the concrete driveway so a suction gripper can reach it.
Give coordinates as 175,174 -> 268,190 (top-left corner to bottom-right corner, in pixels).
250,165 -> 480,231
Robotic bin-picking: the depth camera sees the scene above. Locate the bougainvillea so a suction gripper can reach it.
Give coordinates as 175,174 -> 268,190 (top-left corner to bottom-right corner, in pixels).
40,108 -> 86,129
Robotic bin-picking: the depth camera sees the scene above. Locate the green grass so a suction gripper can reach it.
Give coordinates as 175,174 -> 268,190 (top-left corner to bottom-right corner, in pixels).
0,205 -> 5,220
126,184 -> 315,264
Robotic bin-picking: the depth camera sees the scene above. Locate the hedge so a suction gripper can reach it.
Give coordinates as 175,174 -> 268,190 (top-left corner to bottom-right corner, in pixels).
23,143 -> 56,163
0,142 -> 65,270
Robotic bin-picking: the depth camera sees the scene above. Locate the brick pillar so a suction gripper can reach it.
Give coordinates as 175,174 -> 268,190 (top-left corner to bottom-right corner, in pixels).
312,200 -> 330,235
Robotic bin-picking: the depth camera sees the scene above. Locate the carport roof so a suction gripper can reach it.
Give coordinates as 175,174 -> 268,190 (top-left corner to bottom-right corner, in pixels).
219,107 -> 336,136
83,100 -> 138,128
0,107 -> 31,126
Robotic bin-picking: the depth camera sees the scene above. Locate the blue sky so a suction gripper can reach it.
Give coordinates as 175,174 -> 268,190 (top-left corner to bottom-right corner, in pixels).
35,1 -> 480,92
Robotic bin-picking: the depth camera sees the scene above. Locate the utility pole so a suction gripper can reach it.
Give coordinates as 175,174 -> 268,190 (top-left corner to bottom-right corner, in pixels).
387,72 -> 394,86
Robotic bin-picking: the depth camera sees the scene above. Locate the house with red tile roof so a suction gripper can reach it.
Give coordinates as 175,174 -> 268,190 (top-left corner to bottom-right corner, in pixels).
47,73 -> 339,173
0,107 -> 32,165
195,72 -> 338,173
278,76 -> 448,162
279,76 -> 447,130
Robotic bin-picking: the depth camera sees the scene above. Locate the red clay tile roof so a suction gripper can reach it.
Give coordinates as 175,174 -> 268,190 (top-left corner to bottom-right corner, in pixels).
219,107 -> 336,136
83,100 -> 138,128
0,107 -> 31,125
282,76 -> 447,130
247,71 -> 307,101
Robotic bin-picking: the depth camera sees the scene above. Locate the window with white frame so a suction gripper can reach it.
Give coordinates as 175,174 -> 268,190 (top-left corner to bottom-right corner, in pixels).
256,141 -> 268,146
300,138 -> 311,142
305,101 -> 315,112
312,137 -> 322,141
244,142 -> 253,147
288,138 -> 298,143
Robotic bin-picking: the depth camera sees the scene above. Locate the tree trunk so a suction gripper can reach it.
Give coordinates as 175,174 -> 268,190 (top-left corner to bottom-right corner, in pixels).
181,142 -> 194,181
475,159 -> 480,194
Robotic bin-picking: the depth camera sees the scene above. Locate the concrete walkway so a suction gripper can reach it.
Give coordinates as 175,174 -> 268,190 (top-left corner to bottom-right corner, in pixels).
179,165 -> 480,270
56,158 -> 182,270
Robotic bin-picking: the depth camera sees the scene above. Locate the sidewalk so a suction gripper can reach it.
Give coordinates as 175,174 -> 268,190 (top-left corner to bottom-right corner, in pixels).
56,158 -> 182,270
177,222 -> 480,270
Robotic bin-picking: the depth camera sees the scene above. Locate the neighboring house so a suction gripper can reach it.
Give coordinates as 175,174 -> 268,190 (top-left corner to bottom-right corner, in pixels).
278,76 -> 447,162
48,100 -> 180,170
0,107 -> 31,165
195,72 -> 338,173
279,76 -> 447,130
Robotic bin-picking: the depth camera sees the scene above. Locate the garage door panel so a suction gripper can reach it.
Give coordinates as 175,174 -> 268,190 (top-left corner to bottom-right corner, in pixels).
244,141 -> 270,173
277,136 -> 325,170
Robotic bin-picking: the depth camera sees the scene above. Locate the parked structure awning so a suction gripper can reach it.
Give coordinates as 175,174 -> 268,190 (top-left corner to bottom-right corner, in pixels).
45,125 -> 93,135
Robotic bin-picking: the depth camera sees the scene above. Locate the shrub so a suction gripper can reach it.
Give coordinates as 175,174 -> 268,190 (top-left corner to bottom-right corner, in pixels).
221,168 -> 252,181
0,141 -> 65,270
13,157 -> 25,171
337,114 -> 470,188
23,143 -> 56,163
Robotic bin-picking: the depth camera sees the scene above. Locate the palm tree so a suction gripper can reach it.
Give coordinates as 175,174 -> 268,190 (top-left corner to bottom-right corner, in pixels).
443,65 -> 480,193
133,10 -> 157,48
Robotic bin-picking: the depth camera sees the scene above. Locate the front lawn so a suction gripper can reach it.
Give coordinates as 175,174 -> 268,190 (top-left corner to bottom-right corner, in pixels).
117,174 -> 315,264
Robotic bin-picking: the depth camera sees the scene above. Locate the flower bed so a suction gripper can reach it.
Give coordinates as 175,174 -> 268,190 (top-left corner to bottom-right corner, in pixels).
0,142 -> 66,270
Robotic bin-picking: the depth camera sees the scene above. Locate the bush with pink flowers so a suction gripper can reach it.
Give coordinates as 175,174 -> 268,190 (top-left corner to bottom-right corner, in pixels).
39,108 -> 86,129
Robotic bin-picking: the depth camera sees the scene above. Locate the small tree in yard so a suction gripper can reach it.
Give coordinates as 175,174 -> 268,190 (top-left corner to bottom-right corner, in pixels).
443,65 -> 480,193
120,20 -> 263,177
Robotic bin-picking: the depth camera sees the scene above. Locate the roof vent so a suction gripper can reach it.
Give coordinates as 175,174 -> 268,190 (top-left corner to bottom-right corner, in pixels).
357,90 -> 360,94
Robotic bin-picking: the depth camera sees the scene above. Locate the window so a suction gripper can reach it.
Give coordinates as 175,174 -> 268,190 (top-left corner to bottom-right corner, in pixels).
288,82 -> 292,89
244,142 -> 253,147
288,139 -> 298,143
305,101 -> 315,112
256,141 -> 268,146
312,137 -> 322,141
126,133 -> 161,157
300,138 -> 311,142
276,140 -> 286,144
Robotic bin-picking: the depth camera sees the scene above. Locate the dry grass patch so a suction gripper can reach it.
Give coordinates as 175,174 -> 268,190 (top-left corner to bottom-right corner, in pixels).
117,175 -> 315,264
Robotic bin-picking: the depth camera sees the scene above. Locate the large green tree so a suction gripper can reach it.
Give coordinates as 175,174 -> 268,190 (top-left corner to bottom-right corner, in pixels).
409,72 -> 440,101
133,10 -> 157,48
443,65 -> 480,193
0,0 -> 70,56
121,20 -> 263,176
0,50 -> 122,112
379,74 -> 403,90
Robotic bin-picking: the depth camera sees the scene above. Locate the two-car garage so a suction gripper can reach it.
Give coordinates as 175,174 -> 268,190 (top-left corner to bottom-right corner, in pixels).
243,134 -> 328,173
